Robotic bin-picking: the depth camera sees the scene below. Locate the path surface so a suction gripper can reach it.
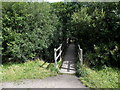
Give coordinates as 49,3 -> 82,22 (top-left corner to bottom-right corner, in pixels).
59,44 -> 76,74
1,75 -> 88,88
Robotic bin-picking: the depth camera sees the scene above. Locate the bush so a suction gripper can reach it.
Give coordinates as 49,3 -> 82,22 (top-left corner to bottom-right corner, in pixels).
71,3 -> 119,68
2,2 -> 62,63
85,42 -> 120,68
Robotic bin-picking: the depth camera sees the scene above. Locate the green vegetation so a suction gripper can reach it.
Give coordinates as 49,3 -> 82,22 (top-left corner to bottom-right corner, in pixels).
1,2 -> 120,87
57,59 -> 63,69
53,3 -> 120,87
52,2 -> 119,68
71,3 -> 120,68
1,59 -> 57,82
47,59 -> 63,73
2,2 -> 119,67
71,2 -> 120,88
2,2 -> 63,63
76,62 -> 119,88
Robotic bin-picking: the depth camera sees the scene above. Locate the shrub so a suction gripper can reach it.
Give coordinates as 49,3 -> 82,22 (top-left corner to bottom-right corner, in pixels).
85,42 -> 120,68
71,3 -> 119,68
2,2 -> 62,63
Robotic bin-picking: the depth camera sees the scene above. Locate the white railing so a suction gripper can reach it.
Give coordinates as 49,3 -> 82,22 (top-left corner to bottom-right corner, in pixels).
54,44 -> 63,68
78,44 -> 83,65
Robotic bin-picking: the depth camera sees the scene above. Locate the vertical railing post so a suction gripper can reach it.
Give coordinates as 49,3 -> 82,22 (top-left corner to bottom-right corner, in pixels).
54,44 -> 63,69
78,44 -> 83,65
54,48 -> 58,68
78,45 -> 80,63
60,44 -> 62,61
80,49 -> 83,65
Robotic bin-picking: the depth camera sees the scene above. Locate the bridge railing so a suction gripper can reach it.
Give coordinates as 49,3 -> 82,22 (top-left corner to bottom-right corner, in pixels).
54,44 -> 63,68
78,44 -> 83,65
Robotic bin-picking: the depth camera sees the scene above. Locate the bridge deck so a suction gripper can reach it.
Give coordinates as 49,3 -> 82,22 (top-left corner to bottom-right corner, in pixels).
59,44 -> 76,74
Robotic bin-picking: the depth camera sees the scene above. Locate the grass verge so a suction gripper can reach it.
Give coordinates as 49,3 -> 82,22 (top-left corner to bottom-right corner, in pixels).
76,62 -> 120,88
1,59 -> 57,82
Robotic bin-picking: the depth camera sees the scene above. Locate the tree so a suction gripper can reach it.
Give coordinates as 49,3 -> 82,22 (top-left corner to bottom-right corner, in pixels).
2,2 -> 61,63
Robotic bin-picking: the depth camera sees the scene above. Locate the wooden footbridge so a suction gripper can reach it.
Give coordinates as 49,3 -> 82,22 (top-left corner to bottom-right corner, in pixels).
54,41 -> 83,74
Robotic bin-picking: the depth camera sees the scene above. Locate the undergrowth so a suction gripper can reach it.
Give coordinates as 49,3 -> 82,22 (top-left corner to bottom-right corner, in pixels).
76,61 -> 120,88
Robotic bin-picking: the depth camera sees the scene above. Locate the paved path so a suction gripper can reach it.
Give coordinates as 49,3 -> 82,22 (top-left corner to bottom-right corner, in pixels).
59,44 -> 76,74
1,75 -> 88,88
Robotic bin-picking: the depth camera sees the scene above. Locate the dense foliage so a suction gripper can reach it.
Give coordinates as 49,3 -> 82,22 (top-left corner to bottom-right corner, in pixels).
2,2 -> 62,63
1,2 -> 119,88
51,2 -> 120,68
2,2 -> 120,68
71,2 -> 120,68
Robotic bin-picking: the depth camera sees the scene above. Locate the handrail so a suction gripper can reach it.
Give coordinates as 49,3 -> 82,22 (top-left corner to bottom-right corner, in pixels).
54,44 -> 63,68
55,44 -> 62,51
55,50 -> 62,61
78,44 -> 83,65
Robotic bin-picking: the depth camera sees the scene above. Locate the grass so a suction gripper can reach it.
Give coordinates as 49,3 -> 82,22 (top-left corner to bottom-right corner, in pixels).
58,59 -> 63,68
76,62 -> 120,88
1,59 -> 57,82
